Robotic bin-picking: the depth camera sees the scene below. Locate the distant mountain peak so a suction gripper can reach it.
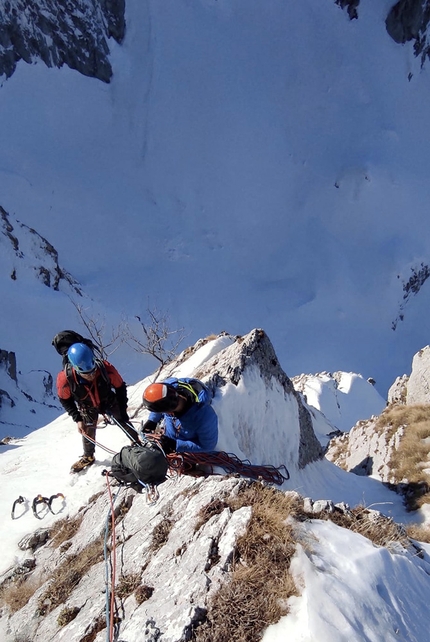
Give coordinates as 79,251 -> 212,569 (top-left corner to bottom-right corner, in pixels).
0,206 -> 82,295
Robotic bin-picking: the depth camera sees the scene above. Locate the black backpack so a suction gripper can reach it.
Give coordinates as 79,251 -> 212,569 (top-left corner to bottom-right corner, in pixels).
52,330 -> 102,365
52,330 -> 109,390
110,443 -> 168,486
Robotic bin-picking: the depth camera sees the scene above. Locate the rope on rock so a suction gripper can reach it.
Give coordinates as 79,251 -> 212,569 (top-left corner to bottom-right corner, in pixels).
166,451 -> 289,486
104,474 -> 121,642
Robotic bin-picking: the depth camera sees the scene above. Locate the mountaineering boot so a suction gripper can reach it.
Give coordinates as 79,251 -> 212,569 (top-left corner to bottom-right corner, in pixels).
70,455 -> 95,473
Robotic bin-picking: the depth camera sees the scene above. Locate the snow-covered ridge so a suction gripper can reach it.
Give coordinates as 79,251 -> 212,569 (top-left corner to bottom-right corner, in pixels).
0,206 -> 82,295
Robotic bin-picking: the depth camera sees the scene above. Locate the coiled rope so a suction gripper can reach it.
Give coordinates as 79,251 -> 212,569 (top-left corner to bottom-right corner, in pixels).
166,450 -> 289,485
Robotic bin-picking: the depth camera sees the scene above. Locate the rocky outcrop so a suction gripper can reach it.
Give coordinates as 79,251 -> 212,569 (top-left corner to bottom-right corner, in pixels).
406,345 -> 430,404
0,350 -> 16,382
0,206 -> 82,295
335,0 -> 360,20
388,374 -> 409,405
326,415 -> 403,482
386,0 -> 427,43
0,0 -> 126,83
191,329 -> 324,469
386,346 -> 430,405
386,0 -> 430,66
327,344 -> 430,482
392,263 -> 430,330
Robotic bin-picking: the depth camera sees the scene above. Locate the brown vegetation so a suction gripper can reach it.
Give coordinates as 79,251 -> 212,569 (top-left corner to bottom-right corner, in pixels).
37,537 -> 104,616
116,572 -> 141,599
149,518 -> 174,553
405,523 -> 430,543
192,484 -> 301,642
317,505 -> 410,548
326,434 -> 350,470
49,514 -> 84,548
0,576 -> 43,614
135,584 -> 154,605
57,605 -> 80,626
377,404 -> 430,509
194,498 -> 228,532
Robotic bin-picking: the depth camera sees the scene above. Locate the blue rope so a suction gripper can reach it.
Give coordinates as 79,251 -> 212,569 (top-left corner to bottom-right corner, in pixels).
104,484 -> 122,640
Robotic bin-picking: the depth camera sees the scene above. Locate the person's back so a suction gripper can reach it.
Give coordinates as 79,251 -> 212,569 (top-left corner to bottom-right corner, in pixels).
142,378 -> 218,453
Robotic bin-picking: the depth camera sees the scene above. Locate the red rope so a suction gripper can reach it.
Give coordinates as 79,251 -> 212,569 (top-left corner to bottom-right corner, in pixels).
167,451 -> 289,485
83,433 -> 117,454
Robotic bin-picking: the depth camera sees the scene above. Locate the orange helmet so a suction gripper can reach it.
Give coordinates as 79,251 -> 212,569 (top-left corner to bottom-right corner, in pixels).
142,382 -> 179,413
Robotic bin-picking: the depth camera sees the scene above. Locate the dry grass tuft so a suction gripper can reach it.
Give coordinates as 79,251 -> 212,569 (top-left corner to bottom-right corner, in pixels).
405,523 -> 430,543
88,490 -> 105,504
149,518 -> 174,553
326,434 -> 350,470
0,576 -> 43,614
116,572 -> 141,599
192,484 -> 301,642
135,584 -> 154,605
37,537 -> 104,616
49,514 -> 84,548
194,498 -> 228,532
320,506 -> 409,548
57,605 -> 80,627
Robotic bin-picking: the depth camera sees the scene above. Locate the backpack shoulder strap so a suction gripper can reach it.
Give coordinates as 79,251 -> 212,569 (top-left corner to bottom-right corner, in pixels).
96,359 -> 112,386
65,362 -> 76,393
176,379 -> 201,403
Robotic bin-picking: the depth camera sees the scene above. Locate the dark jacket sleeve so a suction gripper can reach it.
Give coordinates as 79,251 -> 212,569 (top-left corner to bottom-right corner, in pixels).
59,396 -> 82,423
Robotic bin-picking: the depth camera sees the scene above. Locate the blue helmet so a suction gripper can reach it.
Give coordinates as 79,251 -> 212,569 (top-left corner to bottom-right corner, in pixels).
67,343 -> 96,374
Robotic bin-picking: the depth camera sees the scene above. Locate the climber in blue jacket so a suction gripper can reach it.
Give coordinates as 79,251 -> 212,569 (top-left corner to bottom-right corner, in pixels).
141,377 -> 218,454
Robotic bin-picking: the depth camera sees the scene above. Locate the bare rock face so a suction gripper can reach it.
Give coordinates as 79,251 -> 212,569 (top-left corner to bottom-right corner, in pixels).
386,0 -> 430,66
386,345 -> 430,406
326,416 -> 403,482
192,329 -> 324,469
335,0 -> 360,20
386,0 -> 426,43
0,0 -> 125,82
406,345 -> 430,404
0,206 -> 82,295
388,374 -> 409,405
1,476 -> 254,642
0,350 -> 16,382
